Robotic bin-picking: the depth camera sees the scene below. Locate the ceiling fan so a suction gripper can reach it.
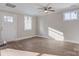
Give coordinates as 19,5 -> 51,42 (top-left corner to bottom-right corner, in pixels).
38,4 -> 55,13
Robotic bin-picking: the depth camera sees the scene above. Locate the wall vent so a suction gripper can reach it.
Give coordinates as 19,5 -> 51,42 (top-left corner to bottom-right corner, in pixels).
6,3 -> 16,8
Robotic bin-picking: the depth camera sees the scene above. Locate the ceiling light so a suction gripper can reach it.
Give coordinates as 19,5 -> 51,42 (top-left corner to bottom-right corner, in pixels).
44,10 -> 48,13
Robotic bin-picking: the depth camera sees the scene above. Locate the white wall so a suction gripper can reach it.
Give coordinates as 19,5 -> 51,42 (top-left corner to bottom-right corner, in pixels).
1,8 -> 79,44
0,11 -> 37,44
0,12 -> 17,42
17,14 -> 37,40
37,13 -> 63,38
61,12 -> 79,43
37,12 -> 79,43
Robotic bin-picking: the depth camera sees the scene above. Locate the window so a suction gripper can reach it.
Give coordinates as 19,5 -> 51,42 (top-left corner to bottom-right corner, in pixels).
64,11 -> 77,21
24,16 -> 32,30
4,16 -> 13,23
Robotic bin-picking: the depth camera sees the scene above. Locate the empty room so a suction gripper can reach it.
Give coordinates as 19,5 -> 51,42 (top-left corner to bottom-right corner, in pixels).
0,3 -> 79,56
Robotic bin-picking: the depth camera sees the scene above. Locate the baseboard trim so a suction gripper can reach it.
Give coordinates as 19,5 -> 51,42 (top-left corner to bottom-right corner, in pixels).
36,35 -> 79,44
36,35 -> 49,38
7,35 -> 37,43
6,35 -> 79,44
17,35 -> 37,41
64,40 -> 79,44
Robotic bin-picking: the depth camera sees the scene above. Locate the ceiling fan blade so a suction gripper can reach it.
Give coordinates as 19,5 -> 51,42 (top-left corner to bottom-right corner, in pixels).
48,7 -> 52,9
48,10 -> 55,12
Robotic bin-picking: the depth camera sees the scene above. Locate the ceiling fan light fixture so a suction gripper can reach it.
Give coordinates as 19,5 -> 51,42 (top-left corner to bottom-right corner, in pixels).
44,10 -> 48,13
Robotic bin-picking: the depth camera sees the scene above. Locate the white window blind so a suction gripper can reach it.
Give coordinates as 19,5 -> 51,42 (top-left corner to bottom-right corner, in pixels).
64,11 -> 77,21
24,16 -> 32,30
4,16 -> 13,23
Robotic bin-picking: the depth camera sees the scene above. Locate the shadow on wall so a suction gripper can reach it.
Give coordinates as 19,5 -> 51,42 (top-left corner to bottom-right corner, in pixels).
48,27 -> 64,41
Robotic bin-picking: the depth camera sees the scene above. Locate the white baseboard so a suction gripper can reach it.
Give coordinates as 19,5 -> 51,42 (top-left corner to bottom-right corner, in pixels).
7,35 -> 79,44
64,40 -> 79,44
36,35 -> 79,44
36,35 -> 49,38
17,35 -> 37,41
7,35 -> 37,43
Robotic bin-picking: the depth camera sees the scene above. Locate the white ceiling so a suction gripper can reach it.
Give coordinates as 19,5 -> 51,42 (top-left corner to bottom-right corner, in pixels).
0,3 -> 78,16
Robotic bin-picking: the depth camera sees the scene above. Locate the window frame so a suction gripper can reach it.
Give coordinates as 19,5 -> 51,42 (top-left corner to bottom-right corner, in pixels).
24,16 -> 32,31
4,16 -> 14,23
64,11 -> 78,21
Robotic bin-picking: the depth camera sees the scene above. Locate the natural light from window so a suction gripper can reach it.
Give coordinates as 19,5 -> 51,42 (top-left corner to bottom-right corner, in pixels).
24,16 -> 32,30
4,16 -> 13,23
64,11 -> 77,21
48,27 -> 64,41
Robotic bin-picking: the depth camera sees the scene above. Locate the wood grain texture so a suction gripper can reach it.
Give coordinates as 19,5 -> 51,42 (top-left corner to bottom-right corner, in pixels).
1,37 -> 79,56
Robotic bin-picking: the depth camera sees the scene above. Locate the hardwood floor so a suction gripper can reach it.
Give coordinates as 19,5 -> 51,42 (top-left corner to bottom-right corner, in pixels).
1,37 -> 79,56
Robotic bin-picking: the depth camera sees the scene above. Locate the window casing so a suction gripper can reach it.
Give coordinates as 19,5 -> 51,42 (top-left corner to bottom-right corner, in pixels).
24,16 -> 32,30
64,11 -> 77,21
4,16 -> 13,23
